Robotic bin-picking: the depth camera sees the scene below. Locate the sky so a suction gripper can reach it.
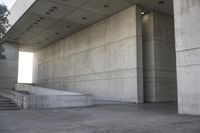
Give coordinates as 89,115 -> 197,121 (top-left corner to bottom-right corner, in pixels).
0,0 -> 16,9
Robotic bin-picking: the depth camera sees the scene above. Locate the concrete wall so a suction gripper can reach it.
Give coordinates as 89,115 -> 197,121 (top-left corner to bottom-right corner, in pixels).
174,0 -> 200,115
142,11 -> 177,102
0,43 -> 19,89
33,5 -> 143,103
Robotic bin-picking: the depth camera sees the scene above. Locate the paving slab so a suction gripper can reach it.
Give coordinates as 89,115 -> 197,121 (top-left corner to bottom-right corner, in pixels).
0,103 -> 200,133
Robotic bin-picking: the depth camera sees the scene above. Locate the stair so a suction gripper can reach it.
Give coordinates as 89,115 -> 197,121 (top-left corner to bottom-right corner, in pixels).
0,96 -> 20,110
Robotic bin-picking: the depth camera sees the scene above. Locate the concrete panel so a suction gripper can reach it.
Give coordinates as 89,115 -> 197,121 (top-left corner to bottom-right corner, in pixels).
153,12 -> 175,43
121,78 -> 137,102
81,0 -> 132,16
75,28 -> 90,53
0,60 -> 18,78
0,43 -> 19,89
63,55 -> 75,76
174,0 -> 200,115
91,45 -> 109,73
90,20 -> 108,49
54,41 -> 64,59
154,41 -> 176,71
176,49 -> 200,67
143,11 -> 177,103
54,59 -> 64,78
107,6 -> 137,43
177,65 -> 200,115
65,9 -> 106,25
63,35 -> 75,57
119,37 -> 137,69
75,51 -> 92,75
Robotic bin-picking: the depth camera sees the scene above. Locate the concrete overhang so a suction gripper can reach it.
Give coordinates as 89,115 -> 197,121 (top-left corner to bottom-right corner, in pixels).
3,0 -> 173,52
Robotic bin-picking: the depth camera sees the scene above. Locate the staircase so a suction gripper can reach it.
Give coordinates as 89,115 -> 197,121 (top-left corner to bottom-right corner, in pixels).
0,96 -> 20,110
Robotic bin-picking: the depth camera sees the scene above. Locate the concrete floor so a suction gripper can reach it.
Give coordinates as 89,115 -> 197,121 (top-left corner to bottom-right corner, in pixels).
0,103 -> 200,133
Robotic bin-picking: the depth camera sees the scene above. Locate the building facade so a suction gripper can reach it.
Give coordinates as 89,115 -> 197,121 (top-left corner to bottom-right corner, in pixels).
1,0 -> 200,115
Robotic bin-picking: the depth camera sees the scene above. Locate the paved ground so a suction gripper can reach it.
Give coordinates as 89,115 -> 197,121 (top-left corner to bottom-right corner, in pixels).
0,103 -> 200,133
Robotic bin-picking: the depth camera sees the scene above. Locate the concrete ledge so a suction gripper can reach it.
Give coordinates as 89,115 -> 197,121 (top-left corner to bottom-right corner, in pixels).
15,84 -> 83,95
0,84 -> 93,109
15,84 -> 93,109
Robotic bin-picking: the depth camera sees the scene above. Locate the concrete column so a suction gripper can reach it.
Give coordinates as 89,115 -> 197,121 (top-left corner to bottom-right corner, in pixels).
174,0 -> 200,115
142,11 -> 177,102
0,43 -> 19,89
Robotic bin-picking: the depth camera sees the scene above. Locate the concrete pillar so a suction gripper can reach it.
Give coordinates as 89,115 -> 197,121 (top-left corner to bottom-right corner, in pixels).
174,0 -> 200,115
0,43 -> 19,89
142,11 -> 177,102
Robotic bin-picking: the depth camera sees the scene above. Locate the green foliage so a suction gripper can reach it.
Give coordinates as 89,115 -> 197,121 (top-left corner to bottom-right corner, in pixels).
0,4 -> 10,60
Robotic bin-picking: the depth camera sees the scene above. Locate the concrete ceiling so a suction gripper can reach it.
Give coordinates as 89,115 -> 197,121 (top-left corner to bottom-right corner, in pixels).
4,0 -> 173,52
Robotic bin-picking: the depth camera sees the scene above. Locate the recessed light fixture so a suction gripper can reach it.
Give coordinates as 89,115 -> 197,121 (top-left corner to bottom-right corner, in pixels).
49,9 -> 54,12
158,0 -> 165,5
40,17 -> 44,20
52,6 -> 57,9
46,12 -> 51,15
141,12 -> 144,15
82,17 -> 87,20
46,38 -> 49,40
104,5 -> 109,8
56,32 -> 59,35
34,22 -> 38,25
67,25 -> 71,29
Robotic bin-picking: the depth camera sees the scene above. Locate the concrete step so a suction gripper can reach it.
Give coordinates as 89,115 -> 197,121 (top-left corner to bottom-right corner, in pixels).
0,106 -> 20,110
0,96 -> 20,110
0,103 -> 18,107
0,100 -> 12,102
0,98 -> 11,102
0,101 -> 14,104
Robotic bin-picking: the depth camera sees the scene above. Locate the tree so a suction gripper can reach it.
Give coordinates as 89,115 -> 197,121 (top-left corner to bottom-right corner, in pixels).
0,4 -> 10,59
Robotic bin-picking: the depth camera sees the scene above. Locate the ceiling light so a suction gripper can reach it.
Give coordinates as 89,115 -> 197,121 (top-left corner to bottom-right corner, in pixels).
158,0 -> 165,5
40,17 -> 44,20
49,9 -> 54,12
46,12 -> 51,15
104,5 -> 109,8
67,25 -> 71,29
82,17 -> 87,20
52,6 -> 57,9
141,12 -> 144,15
56,32 -> 59,35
